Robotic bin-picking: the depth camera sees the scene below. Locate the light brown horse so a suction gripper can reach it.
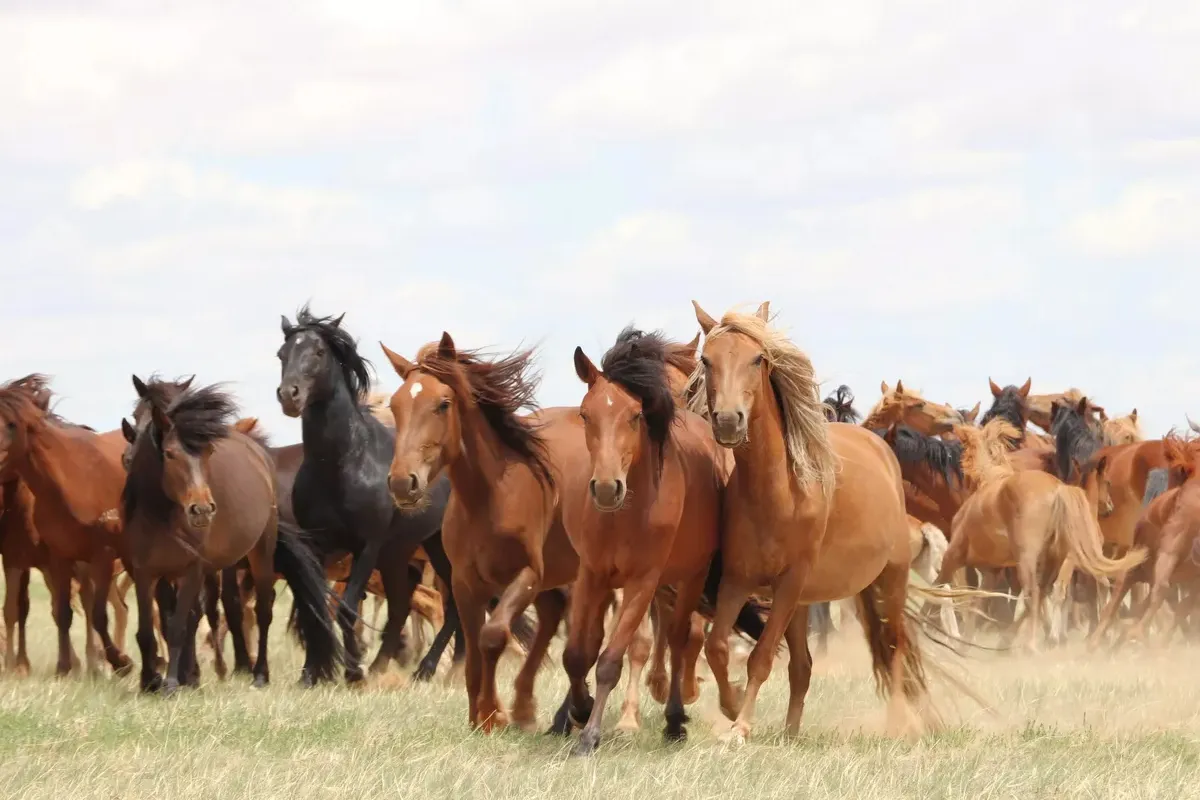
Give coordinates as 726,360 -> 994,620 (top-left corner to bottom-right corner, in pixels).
686,301 -> 937,741
552,328 -> 724,754
0,374 -> 130,677
121,381 -> 340,693
1090,434 -> 1200,647
932,419 -> 1143,649
1102,410 -> 1142,446
380,334 -> 579,731
863,382 -> 963,436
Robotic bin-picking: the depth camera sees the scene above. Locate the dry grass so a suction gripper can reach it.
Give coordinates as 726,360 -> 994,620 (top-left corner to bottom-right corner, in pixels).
2,579 -> 1200,800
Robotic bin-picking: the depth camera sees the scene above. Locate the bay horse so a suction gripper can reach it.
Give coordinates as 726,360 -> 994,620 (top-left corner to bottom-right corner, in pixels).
1090,434 -> 1200,648
932,419 -> 1143,649
0,374 -> 131,677
551,328 -> 724,754
380,333 -> 578,731
686,300 -> 942,741
121,381 -> 341,692
277,306 -> 459,684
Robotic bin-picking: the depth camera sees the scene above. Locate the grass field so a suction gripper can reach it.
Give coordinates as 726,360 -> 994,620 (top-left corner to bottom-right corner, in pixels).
2,580 -> 1199,800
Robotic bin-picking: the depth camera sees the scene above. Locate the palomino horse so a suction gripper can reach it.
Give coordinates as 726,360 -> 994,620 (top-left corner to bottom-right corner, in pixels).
932,419 -> 1144,648
686,300 -> 939,741
277,306 -> 458,684
1091,434 -> 1200,647
120,381 -> 341,692
381,334 -> 578,731
1102,410 -> 1142,446
553,328 -> 724,755
0,374 -> 130,677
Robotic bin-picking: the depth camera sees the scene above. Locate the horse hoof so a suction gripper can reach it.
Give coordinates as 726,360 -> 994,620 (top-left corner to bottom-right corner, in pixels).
114,658 -> 134,678
252,675 -> 268,689
615,715 -> 640,733
663,724 -> 688,744
571,731 -> 601,757
140,673 -> 165,694
345,667 -> 365,685
162,679 -> 180,698
412,663 -> 437,683
297,670 -> 316,689
718,723 -> 749,746
548,706 -> 573,736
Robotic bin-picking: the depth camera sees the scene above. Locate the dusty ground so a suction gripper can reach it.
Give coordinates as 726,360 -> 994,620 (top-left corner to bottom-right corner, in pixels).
1,581 -> 1199,799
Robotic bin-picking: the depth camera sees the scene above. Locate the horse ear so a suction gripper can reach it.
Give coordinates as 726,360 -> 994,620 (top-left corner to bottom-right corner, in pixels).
180,375 -> 195,392
1018,377 -> 1032,398
692,301 -> 717,334
1096,455 -> 1109,476
121,418 -> 136,444
437,332 -> 457,361
573,347 -> 600,387
989,378 -> 1002,398
379,342 -> 414,378
966,401 -> 981,422
755,301 -> 770,321
683,331 -> 701,356
280,315 -> 294,336
330,313 -> 345,329
895,379 -> 905,395
1077,396 -> 1089,414
879,381 -> 890,395
132,375 -> 148,399
1130,408 -> 1138,423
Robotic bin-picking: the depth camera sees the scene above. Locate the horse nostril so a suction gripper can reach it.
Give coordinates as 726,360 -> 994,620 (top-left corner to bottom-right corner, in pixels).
736,411 -> 745,426
276,387 -> 283,402
408,473 -> 419,492
288,385 -> 300,399
588,479 -> 598,498
614,479 -> 624,497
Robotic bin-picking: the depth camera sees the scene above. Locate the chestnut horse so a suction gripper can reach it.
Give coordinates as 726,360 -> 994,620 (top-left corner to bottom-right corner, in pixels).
121,381 -> 341,693
932,419 -> 1143,648
552,328 -> 724,754
686,301 -> 940,741
0,374 -> 130,677
1091,434 -> 1200,647
381,334 -> 579,731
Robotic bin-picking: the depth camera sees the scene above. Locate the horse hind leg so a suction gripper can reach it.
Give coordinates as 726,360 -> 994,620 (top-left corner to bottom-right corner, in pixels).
510,588 -> 567,732
203,573 -> 227,680
680,611 -> 706,705
645,596 -> 670,704
859,561 -> 929,739
782,607 -> 814,736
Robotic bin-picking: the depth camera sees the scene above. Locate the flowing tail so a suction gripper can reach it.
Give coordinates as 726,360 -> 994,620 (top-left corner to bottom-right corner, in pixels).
1049,484 -> 1146,584
276,521 -> 344,682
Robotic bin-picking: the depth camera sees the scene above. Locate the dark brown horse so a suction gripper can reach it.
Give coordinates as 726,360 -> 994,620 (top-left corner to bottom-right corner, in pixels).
121,381 -> 340,693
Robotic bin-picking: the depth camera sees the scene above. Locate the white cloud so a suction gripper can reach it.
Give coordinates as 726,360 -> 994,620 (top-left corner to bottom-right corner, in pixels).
1063,183 -> 1200,258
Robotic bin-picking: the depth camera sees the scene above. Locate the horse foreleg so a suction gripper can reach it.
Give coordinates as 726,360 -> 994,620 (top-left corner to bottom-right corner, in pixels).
476,566 -> 540,732
615,596 -> 652,732
645,596 -> 670,704
783,607 -> 814,736
163,566 -> 203,696
89,556 -> 131,676
550,574 -> 607,737
3,566 -> 26,675
660,574 -> 706,745
47,559 -> 76,677
681,612 -> 706,704
511,588 -> 567,732
703,575 -> 755,725
76,566 -> 101,677
114,572 -> 134,652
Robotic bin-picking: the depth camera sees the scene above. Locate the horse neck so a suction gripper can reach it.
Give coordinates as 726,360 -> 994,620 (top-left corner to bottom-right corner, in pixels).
19,422 -> 114,526
904,462 -> 967,517
445,402 -> 512,506
731,377 -> 792,502
300,378 -> 366,464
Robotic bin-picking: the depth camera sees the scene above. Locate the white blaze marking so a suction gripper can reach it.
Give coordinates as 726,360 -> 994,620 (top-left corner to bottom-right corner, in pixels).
605,393 -> 613,406
410,381 -> 424,398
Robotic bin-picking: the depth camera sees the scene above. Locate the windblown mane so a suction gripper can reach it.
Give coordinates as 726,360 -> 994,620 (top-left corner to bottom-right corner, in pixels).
879,424 -> 964,488
287,304 -> 374,404
823,385 -> 861,424
0,374 -> 64,428
364,388 -> 396,428
1163,432 -> 1200,486
1050,399 -> 1101,483
952,419 -> 1018,486
131,374 -> 192,425
685,309 -> 836,497
1103,412 -> 1141,446
415,343 -> 555,490
980,386 -> 1027,445
599,327 -> 678,475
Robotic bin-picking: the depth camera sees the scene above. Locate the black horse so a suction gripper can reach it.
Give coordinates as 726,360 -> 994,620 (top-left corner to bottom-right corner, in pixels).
277,305 -> 460,684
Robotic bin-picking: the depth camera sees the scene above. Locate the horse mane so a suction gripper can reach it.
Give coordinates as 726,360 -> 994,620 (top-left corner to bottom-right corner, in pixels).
415,342 -> 555,490
685,309 -> 836,497
0,374 -> 57,427
862,383 -> 933,428
289,304 -> 374,404
980,386 -> 1027,443
880,424 -> 965,488
363,389 -> 395,427
232,417 -> 271,450
599,327 -> 678,476
952,419 -> 1018,485
121,384 -> 238,526
1103,412 -> 1141,446
823,385 -> 861,424
1050,399 -> 1101,483
1163,432 -> 1200,485
664,338 -> 699,378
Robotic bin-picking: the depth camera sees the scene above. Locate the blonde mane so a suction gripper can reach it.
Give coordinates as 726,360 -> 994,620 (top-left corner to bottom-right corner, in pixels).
364,387 -> 394,427
952,418 -> 1018,486
684,309 -> 836,497
1103,411 -> 1141,446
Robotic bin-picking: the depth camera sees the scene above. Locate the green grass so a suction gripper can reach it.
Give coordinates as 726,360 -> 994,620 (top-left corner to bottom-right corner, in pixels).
2,578 -> 1200,799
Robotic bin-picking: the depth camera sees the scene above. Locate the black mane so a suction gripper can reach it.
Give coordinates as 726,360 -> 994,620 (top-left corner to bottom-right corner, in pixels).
1051,401 -> 1101,483
288,304 -> 374,403
980,386 -> 1027,444
600,327 -> 678,475
875,424 -> 965,488
822,385 -> 861,424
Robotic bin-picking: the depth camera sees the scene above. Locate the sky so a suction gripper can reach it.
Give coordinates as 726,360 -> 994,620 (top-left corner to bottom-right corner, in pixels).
3,1 -> 1198,441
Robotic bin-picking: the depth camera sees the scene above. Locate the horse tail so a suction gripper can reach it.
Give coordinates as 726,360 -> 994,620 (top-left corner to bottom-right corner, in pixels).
1049,484 -> 1146,583
912,523 -> 949,583
275,521 -> 344,681
856,582 -> 927,706
1143,468 -> 1170,507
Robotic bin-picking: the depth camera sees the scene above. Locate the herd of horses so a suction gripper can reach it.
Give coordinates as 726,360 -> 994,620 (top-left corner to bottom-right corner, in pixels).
0,299 -> 1197,755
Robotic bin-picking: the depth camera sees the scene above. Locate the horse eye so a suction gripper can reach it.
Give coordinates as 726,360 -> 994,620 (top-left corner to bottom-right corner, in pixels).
700,356 -> 711,368
435,399 -> 452,413
752,354 -> 764,367
630,413 -> 641,427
